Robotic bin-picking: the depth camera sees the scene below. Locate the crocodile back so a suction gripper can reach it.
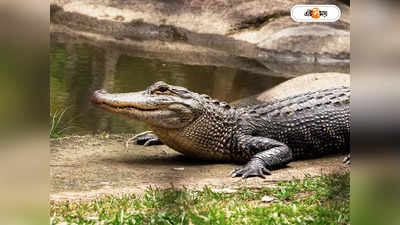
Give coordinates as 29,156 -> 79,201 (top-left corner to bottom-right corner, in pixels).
245,87 -> 350,158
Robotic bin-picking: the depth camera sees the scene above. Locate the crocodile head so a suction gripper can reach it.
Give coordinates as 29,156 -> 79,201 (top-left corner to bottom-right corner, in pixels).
91,81 -> 207,129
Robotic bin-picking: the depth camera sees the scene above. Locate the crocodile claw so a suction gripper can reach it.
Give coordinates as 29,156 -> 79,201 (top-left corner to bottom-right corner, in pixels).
143,137 -> 163,146
125,131 -> 163,148
343,154 -> 351,165
231,165 -> 271,179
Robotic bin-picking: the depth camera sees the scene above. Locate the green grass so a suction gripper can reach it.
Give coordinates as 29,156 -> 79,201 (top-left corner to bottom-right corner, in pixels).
50,173 -> 349,225
50,107 -> 74,138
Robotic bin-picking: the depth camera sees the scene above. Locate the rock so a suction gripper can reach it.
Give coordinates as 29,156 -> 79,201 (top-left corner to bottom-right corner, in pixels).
257,72 -> 350,102
50,0 -> 350,76
232,9 -> 350,68
261,195 -> 275,202
211,188 -> 238,194
232,72 -> 350,107
255,25 -> 349,69
257,24 -> 349,56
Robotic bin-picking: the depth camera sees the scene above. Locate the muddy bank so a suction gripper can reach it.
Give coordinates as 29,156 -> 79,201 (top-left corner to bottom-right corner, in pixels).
50,135 -> 348,201
50,0 -> 350,77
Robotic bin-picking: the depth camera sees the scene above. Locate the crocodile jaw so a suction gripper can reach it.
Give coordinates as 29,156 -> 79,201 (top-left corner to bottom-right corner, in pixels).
91,89 -> 194,128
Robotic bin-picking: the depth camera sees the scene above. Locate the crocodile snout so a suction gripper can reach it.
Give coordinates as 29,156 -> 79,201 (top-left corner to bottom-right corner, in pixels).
91,89 -> 108,104
95,89 -> 108,94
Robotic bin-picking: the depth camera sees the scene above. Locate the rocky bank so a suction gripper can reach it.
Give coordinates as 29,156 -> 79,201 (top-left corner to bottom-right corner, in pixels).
50,0 -> 350,77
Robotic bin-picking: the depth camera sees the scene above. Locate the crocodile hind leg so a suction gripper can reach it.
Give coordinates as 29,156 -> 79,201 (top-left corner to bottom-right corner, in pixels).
231,135 -> 293,178
125,131 -> 163,148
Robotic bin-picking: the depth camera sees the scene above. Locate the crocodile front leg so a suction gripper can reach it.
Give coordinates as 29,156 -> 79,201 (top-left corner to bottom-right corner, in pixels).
231,135 -> 293,178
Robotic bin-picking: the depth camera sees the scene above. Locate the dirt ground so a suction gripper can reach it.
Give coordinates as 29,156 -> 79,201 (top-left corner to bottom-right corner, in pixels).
50,134 -> 349,201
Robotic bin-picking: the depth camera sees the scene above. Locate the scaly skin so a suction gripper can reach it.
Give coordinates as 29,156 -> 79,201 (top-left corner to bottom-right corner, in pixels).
91,81 -> 350,178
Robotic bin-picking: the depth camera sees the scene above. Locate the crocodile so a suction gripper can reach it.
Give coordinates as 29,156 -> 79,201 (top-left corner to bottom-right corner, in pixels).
91,81 -> 350,178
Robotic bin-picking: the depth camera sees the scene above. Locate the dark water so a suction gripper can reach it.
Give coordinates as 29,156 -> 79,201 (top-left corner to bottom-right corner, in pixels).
50,41 -> 287,135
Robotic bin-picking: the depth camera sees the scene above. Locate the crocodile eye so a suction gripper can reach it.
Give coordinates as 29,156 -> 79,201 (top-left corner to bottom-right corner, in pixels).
157,86 -> 169,93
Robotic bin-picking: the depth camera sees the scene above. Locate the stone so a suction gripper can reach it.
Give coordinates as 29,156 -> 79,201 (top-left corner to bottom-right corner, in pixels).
257,72 -> 350,102
261,195 -> 275,202
232,73 -> 350,107
211,188 -> 238,194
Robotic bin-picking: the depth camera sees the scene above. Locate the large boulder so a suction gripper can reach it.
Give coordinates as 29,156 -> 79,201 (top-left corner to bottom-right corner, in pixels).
257,72 -> 350,102
232,73 -> 350,107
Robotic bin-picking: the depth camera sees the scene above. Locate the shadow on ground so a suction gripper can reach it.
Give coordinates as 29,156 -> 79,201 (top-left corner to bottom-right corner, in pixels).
50,134 -> 349,201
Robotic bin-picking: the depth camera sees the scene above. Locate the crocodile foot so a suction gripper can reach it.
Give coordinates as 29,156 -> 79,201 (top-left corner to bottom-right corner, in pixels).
231,164 -> 271,179
125,131 -> 163,148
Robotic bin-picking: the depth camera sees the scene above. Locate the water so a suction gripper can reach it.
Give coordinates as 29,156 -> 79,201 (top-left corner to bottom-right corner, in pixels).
50,41 -> 287,135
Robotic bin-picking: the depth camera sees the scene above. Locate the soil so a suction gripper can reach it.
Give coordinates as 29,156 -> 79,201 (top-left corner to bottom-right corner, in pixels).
50,134 -> 349,201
